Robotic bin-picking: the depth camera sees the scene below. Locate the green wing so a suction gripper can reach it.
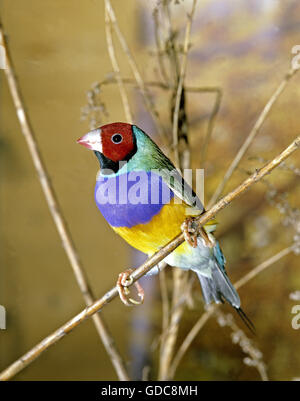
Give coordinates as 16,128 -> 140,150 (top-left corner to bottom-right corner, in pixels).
154,147 -> 204,212
132,125 -> 204,213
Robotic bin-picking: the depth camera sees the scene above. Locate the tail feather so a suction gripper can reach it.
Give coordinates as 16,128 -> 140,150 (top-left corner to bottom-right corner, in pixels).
197,261 -> 241,309
198,273 -> 224,305
196,260 -> 255,334
235,307 -> 256,335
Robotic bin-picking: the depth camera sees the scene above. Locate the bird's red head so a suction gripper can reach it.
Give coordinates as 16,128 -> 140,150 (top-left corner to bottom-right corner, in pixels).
77,122 -> 135,162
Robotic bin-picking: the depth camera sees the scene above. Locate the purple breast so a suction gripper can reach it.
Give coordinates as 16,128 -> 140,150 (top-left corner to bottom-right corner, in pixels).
94,171 -> 174,228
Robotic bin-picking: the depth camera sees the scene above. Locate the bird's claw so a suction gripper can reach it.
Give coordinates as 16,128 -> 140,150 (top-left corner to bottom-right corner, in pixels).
181,217 -> 215,248
181,217 -> 198,248
117,269 -> 145,306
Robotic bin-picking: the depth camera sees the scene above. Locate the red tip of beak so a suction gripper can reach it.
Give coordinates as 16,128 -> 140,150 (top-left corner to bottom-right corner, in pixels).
76,135 -> 92,149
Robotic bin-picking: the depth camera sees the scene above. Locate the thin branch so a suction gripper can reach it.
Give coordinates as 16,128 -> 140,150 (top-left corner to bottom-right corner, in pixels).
209,66 -> 299,208
104,0 -> 168,145
199,87 -> 222,165
104,1 -> 133,123
153,6 -> 169,85
169,243 -> 298,378
156,272 -> 194,352
215,309 -> 269,381
95,76 -> 223,161
157,2 -> 199,379
0,134 -> 299,381
168,305 -> 216,379
159,265 -> 170,338
158,268 -> 188,380
172,0 -> 197,166
163,0 -> 179,83
97,74 -> 222,94
0,20 -> 130,381
234,244 -> 296,290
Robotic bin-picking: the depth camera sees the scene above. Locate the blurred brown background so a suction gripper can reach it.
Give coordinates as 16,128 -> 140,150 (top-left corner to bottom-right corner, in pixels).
0,0 -> 299,380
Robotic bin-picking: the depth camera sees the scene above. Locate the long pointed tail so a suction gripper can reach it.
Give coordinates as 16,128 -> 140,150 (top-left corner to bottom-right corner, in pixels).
197,261 -> 255,334
235,307 -> 256,334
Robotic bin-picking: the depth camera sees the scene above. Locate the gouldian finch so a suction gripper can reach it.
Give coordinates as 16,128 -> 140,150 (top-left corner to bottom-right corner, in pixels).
77,122 -> 254,332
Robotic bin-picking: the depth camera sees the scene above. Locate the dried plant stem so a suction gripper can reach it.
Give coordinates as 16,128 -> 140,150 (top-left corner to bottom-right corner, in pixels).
209,66 -> 299,208
0,134 -> 299,381
172,0 -> 197,166
157,1 -> 198,380
104,0 -> 167,145
234,244 -> 296,290
159,265 -> 170,337
153,6 -> 169,85
168,306 -> 216,379
104,1 -> 132,123
95,76 -> 222,160
0,21 -> 130,381
200,87 -> 222,165
155,273 -> 194,352
215,309 -> 269,381
169,243 -> 298,378
97,74 -> 222,94
163,0 -> 180,83
158,268 -> 188,380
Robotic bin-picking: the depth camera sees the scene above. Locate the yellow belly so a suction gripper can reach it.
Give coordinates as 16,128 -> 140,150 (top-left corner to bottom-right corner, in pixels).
112,199 -> 216,256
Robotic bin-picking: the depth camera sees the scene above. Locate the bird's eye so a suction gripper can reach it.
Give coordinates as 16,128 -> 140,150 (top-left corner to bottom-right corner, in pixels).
111,133 -> 123,144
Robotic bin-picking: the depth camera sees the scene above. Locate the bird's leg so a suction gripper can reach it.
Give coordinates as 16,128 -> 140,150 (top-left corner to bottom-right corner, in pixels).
117,268 -> 145,306
181,217 -> 215,248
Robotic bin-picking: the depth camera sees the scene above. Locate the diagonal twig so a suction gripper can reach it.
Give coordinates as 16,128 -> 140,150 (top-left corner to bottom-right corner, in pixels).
199,87 -> 222,165
104,0 -> 168,146
0,19 -> 130,381
104,1 -> 133,123
172,0 -> 197,167
153,6 -> 169,85
214,309 -> 269,381
209,66 -> 299,208
168,243 -> 298,378
0,134 -> 299,381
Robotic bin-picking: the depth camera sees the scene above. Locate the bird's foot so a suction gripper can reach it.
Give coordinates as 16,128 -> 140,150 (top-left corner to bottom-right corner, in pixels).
181,217 -> 215,248
117,269 -> 145,306
181,217 -> 198,248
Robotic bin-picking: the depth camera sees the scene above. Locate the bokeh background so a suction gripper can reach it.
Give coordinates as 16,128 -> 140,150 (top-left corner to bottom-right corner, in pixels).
0,0 -> 300,380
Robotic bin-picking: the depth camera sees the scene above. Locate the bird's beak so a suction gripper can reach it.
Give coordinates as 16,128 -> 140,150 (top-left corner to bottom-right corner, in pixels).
76,129 -> 102,152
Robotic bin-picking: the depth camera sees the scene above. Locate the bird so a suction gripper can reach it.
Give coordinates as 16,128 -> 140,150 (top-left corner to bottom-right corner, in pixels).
77,122 -> 254,333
